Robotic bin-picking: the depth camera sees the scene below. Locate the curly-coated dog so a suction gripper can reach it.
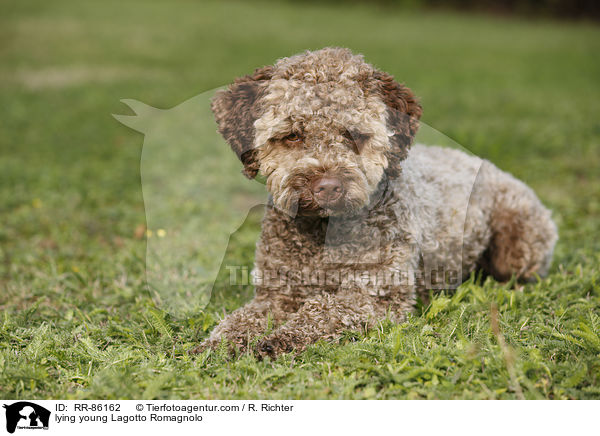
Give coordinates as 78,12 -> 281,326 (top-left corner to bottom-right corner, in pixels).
195,47 -> 557,358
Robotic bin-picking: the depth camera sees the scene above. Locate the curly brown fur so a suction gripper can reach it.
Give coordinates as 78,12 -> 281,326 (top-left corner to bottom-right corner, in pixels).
194,47 -> 558,358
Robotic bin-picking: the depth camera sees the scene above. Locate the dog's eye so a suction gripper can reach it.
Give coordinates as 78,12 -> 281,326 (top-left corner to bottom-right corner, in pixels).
343,130 -> 371,154
283,133 -> 302,145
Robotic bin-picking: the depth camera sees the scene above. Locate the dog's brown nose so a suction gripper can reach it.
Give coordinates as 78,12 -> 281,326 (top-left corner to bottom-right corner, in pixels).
311,177 -> 343,204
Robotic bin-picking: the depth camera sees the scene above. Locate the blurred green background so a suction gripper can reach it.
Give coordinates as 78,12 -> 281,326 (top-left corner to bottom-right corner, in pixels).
1,0 -> 599,399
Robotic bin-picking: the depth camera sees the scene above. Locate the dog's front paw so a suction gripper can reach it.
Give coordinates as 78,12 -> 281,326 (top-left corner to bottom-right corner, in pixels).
255,333 -> 297,359
189,338 -> 220,355
190,332 -> 256,357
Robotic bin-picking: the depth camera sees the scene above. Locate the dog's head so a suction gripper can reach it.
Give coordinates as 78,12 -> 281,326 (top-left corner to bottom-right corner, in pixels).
212,47 -> 422,217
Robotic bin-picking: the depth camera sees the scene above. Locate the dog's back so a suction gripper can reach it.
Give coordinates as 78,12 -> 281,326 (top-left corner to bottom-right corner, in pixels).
398,144 -> 557,284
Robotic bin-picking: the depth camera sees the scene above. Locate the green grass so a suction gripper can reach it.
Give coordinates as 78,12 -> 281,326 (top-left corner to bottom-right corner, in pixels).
1,0 -> 599,399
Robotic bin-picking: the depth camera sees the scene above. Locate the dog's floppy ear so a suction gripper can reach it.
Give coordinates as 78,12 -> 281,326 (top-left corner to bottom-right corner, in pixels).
211,66 -> 273,179
370,71 -> 422,175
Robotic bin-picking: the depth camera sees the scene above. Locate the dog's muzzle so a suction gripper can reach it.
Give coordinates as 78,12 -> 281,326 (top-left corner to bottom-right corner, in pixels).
311,176 -> 344,207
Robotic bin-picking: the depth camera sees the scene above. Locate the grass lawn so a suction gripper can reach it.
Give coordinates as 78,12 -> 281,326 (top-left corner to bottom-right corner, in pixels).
1,0 -> 599,399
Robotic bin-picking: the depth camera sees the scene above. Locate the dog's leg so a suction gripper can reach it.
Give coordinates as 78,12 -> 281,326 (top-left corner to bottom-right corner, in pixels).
481,167 -> 558,282
255,291 -> 409,358
191,297 -> 290,355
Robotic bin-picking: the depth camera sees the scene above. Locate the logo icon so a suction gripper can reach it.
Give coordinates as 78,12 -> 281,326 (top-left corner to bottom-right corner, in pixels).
2,402 -> 50,434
